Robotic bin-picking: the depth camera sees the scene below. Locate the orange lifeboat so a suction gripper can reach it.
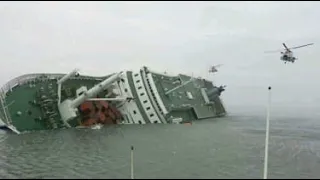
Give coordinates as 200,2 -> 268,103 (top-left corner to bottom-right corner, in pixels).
78,100 -> 122,127
79,101 -> 94,114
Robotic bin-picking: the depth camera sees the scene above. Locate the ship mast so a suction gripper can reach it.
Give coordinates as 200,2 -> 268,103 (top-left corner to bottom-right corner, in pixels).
263,86 -> 272,179
131,145 -> 134,179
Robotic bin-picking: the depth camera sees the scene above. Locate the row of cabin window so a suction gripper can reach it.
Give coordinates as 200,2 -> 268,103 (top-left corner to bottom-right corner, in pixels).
134,73 -> 155,117
137,120 -> 158,124
133,79 -> 153,117
136,81 -> 154,116
124,86 -> 142,93
144,77 -> 163,114
122,72 -> 141,92
135,73 -> 143,90
132,109 -> 154,117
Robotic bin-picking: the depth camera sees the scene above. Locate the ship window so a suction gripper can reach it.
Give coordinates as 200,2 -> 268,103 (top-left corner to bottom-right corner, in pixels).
134,74 -> 139,77
78,91 -> 84,96
146,107 -> 151,110
124,88 -> 128,92
143,100 -> 148,104
140,93 -> 145,96
138,86 -> 142,90
136,80 -> 140,83
133,110 -> 137,114
150,113 -> 154,117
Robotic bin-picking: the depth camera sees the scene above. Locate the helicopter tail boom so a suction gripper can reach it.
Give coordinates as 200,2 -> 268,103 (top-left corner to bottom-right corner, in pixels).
289,43 -> 314,50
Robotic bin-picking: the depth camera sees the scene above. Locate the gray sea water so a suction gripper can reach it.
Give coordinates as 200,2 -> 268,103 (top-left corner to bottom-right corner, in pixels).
1,109 -> 320,179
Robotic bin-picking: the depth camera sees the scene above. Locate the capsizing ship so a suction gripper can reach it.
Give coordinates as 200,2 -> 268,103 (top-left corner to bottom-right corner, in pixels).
0,66 -> 227,134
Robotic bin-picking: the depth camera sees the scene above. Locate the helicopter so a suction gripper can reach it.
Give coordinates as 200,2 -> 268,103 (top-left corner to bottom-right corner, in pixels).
208,64 -> 223,73
264,43 -> 314,64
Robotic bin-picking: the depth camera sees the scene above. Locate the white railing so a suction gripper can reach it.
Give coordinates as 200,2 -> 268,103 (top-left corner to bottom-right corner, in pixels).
0,89 -> 11,125
0,73 -> 111,95
1,73 -> 63,94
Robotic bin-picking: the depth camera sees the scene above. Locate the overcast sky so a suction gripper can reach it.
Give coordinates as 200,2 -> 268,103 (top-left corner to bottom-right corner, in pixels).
1,1 -> 319,114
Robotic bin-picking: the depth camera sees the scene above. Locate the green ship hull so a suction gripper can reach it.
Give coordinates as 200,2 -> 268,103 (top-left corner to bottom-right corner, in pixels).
0,66 -> 227,134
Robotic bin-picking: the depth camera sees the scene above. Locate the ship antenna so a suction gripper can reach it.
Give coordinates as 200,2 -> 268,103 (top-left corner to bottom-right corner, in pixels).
263,86 -> 271,179
131,145 -> 134,179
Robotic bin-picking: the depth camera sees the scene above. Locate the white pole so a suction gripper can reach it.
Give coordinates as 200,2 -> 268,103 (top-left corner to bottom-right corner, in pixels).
131,146 -> 134,179
263,86 -> 271,179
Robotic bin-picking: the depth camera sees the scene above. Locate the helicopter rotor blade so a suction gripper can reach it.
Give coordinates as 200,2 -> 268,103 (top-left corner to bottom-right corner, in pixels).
282,43 -> 290,51
264,49 -> 283,53
289,43 -> 314,50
